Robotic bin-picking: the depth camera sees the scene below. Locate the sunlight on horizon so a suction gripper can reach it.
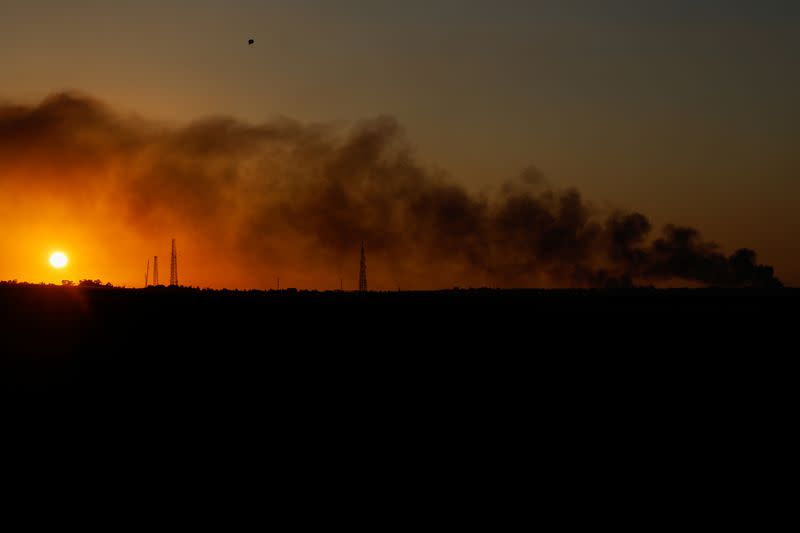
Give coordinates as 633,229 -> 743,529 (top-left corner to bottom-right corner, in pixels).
49,251 -> 68,269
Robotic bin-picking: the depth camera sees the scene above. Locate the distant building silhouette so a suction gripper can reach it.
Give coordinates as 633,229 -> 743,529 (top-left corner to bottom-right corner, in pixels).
153,256 -> 159,286
359,241 -> 367,292
170,239 -> 178,287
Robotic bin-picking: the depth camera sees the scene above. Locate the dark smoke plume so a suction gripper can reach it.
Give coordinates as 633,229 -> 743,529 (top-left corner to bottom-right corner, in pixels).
0,93 -> 782,289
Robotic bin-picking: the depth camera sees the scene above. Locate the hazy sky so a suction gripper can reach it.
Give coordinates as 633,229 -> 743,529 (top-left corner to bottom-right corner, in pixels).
1,0 -> 798,285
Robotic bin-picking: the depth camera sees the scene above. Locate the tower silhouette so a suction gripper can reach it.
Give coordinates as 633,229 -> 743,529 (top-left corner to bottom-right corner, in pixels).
359,241 -> 367,292
145,259 -> 150,287
169,239 -> 178,286
153,256 -> 159,286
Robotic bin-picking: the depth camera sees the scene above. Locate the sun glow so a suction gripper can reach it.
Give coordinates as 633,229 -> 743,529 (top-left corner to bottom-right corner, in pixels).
50,252 -> 68,269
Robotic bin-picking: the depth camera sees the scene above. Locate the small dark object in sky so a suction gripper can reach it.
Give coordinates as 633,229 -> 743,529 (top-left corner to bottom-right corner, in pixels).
248,39 -> 254,45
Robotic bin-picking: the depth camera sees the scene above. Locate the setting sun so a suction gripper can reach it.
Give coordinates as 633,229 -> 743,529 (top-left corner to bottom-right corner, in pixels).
49,252 -> 68,269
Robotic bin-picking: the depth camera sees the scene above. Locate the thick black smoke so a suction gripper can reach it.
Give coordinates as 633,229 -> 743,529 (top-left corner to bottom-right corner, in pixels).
0,93 -> 782,288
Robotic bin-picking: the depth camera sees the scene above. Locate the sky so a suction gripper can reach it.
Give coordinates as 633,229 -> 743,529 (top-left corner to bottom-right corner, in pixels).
0,0 -> 798,288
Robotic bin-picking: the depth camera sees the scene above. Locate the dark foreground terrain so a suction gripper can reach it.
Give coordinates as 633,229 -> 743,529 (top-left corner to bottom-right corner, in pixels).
1,284 -> 795,397
2,285 -> 793,519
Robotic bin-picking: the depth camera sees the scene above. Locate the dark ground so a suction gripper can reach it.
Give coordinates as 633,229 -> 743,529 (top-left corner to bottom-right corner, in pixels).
2,285 -> 793,520
2,284 -> 795,395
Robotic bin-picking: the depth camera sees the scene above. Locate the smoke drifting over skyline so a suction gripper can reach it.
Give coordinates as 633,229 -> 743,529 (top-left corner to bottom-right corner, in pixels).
0,93 -> 781,289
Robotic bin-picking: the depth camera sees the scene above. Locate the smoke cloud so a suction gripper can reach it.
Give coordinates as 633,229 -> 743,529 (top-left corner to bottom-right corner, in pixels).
0,92 -> 782,289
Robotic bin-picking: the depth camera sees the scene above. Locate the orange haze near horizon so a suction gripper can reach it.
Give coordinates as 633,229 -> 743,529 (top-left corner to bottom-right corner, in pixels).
1,2 -> 798,287
0,93 -> 789,290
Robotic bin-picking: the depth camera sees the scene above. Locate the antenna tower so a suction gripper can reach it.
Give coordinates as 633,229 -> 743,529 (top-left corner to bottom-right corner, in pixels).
359,241 -> 367,292
145,259 -> 150,287
169,239 -> 178,286
153,256 -> 159,286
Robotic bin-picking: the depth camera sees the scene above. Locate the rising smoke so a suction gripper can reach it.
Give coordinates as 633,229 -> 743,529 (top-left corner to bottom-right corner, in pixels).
0,92 -> 782,288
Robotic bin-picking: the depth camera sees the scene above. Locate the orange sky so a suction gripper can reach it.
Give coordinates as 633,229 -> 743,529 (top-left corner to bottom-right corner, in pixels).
1,1 -> 798,287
